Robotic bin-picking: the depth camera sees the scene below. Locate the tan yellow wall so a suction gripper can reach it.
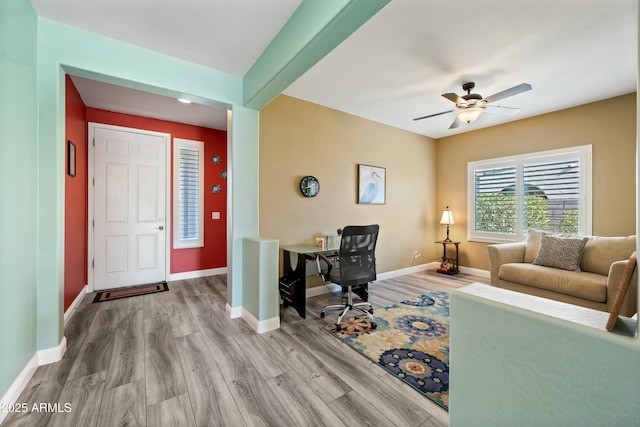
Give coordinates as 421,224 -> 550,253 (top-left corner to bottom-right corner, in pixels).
437,93 -> 637,271
260,95 -> 438,277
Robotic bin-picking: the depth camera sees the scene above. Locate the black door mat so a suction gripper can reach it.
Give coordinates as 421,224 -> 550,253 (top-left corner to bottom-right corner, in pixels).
93,282 -> 168,303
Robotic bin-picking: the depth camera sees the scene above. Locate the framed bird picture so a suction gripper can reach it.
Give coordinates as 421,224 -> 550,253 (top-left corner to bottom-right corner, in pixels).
358,164 -> 386,204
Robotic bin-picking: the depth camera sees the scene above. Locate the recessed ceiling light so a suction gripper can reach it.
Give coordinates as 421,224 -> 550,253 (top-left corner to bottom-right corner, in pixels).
178,98 -> 191,104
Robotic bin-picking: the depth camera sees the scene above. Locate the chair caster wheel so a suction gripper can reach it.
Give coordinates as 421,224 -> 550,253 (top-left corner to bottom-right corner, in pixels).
371,322 -> 377,329
320,312 -> 325,319
336,324 -> 341,332
368,308 -> 374,314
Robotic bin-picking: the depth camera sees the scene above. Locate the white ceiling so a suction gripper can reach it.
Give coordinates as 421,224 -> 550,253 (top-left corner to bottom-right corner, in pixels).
32,0 -> 302,77
33,0 -> 637,138
70,75 -> 229,130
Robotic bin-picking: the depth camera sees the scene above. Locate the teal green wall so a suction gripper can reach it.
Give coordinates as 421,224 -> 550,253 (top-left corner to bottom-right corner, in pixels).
0,0 -> 38,397
450,284 -> 640,426
2,1 -> 638,421
0,0 -> 391,401
227,106 -> 260,309
35,17 -> 256,349
244,0 -> 390,109
32,0 -> 390,343
242,237 -> 279,321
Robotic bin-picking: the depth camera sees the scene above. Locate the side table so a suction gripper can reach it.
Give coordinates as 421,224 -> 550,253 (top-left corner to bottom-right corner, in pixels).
435,241 -> 460,275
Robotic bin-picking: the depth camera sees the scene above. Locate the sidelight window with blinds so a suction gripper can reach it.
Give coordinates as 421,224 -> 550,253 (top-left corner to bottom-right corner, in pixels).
467,145 -> 592,243
173,138 -> 204,249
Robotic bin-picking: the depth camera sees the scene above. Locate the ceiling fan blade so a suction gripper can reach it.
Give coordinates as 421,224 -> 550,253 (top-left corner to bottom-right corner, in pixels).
442,93 -> 465,105
413,109 -> 454,121
484,105 -> 521,116
483,83 -> 532,104
449,116 -> 461,129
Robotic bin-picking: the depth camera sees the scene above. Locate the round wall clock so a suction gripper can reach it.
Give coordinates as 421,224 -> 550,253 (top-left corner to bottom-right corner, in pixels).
299,176 -> 320,198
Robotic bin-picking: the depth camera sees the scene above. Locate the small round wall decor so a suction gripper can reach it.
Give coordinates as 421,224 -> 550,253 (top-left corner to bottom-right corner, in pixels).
299,176 -> 320,198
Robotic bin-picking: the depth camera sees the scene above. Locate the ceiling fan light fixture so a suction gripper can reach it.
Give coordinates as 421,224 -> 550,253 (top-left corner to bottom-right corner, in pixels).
413,82 -> 531,127
457,107 -> 483,124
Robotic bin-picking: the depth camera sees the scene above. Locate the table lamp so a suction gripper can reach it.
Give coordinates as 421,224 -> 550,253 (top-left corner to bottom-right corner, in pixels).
440,206 -> 455,243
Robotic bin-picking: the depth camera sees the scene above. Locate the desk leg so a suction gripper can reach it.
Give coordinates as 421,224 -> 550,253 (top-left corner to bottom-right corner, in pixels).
282,250 -> 307,319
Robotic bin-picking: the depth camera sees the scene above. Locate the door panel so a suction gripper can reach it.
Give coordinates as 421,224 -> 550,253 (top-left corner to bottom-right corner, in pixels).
93,125 -> 167,290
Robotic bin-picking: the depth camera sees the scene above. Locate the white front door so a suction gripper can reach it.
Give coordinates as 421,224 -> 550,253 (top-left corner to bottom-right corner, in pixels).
91,124 -> 169,291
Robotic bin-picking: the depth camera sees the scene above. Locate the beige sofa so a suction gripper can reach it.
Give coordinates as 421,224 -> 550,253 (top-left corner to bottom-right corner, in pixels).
487,231 -> 638,317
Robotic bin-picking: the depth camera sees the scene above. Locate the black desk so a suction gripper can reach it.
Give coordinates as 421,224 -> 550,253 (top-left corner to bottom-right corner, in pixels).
279,244 -> 338,319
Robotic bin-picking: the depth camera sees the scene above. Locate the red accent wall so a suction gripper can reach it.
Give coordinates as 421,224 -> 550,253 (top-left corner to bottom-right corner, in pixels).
85,108 -> 227,274
64,76 -> 88,310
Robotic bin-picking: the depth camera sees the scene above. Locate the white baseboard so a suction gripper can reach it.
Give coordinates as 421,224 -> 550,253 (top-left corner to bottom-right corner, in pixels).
0,336 -> 67,424
0,354 -> 38,424
169,267 -> 227,281
306,283 -> 341,297
241,308 -> 280,334
37,337 -> 67,366
175,263 -> 482,326
376,262 -> 439,281
226,303 -> 243,319
225,304 -> 280,334
64,285 -> 87,326
375,262 -> 489,280
304,263 -> 436,298
303,263 -> 489,298
459,266 -> 490,278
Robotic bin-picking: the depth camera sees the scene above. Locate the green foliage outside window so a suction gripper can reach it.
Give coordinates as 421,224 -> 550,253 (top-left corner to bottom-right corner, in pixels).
559,208 -> 579,234
475,193 -> 516,234
523,195 -> 550,230
475,193 -> 578,234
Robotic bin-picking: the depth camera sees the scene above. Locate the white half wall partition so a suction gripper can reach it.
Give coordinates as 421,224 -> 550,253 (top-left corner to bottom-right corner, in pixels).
242,237 -> 280,333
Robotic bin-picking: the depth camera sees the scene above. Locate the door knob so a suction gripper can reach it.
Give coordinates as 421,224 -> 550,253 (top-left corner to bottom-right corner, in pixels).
154,226 -> 164,230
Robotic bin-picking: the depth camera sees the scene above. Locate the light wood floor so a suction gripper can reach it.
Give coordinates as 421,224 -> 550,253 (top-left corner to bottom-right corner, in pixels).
2,269 -> 489,427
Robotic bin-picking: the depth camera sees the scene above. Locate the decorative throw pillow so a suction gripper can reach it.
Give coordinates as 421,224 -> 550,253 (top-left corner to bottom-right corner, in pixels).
532,234 -> 588,271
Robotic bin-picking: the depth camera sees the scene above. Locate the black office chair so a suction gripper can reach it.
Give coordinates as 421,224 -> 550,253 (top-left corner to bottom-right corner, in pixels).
318,224 -> 379,331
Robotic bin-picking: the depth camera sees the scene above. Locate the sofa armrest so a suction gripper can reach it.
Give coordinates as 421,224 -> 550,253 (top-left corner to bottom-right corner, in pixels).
487,242 -> 526,287
606,259 -> 638,317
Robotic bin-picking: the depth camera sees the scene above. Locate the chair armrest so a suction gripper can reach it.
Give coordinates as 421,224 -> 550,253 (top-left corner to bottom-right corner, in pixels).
315,253 -> 334,283
487,242 -> 526,287
606,259 -> 638,317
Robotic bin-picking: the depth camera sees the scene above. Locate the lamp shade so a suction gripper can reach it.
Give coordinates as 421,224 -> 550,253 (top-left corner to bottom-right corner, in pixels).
457,107 -> 483,124
440,208 -> 455,225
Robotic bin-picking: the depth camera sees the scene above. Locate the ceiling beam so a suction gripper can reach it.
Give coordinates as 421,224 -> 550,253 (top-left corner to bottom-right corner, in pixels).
242,0 -> 390,111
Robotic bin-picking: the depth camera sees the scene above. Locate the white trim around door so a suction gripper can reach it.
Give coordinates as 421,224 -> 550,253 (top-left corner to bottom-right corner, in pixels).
88,123 -> 172,292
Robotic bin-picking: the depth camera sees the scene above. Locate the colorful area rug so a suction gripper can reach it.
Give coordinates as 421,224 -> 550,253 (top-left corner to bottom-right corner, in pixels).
330,291 -> 450,410
93,282 -> 168,303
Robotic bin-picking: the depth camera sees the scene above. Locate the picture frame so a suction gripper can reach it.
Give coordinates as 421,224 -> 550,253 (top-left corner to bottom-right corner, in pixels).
606,251 -> 637,331
358,164 -> 386,204
67,140 -> 76,177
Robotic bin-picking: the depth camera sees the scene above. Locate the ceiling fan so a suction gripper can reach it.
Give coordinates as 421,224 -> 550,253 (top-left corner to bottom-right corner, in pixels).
413,82 -> 532,129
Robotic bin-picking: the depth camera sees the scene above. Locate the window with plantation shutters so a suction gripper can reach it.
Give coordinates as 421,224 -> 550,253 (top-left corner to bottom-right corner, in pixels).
473,164 -> 517,235
173,138 -> 204,248
468,145 -> 592,243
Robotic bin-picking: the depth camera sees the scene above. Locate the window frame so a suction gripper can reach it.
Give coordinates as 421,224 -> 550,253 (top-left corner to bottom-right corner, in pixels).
467,145 -> 592,243
173,138 -> 204,249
